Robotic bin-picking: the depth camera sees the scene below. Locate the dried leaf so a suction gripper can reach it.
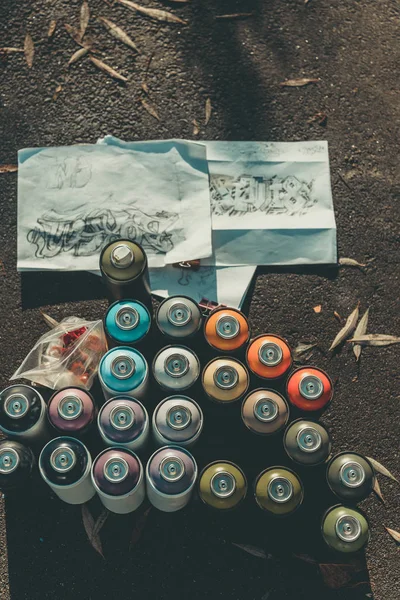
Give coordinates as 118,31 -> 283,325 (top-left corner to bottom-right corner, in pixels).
53,84 -> 63,101
308,111 -> 327,126
0,47 -> 24,54
329,302 -> 359,351
68,47 -> 89,66
348,334 -> 400,347
24,33 -> 34,68
205,97 -> 212,125
117,0 -> 187,24
313,304 -> 322,314
366,457 -> 398,484
293,343 -> 316,361
98,17 -> 140,53
353,308 -> 369,361
80,1 -> 90,41
373,478 -> 385,504
141,82 -> 149,94
319,564 -> 354,589
93,509 -> 109,536
81,504 -> 104,558
334,311 -> 342,323
192,119 -> 200,136
385,527 -> 400,544
65,23 -> 90,48
141,98 -> 160,120
0,164 -> 18,173
232,543 -> 268,559
90,55 -> 127,83
215,13 -> 254,20
280,78 -> 319,87
40,311 -> 59,329
48,20 -> 57,39
131,507 -> 151,548
339,257 -> 366,268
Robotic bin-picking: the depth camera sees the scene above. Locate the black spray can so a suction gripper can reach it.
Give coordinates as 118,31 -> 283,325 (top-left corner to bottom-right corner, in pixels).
0,440 -> 35,491
0,384 -> 49,445
99,239 -> 152,311
326,452 -> 375,503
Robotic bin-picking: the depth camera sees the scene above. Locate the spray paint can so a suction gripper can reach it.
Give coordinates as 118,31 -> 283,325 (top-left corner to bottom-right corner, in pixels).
283,420 -> 332,467
255,467 -> 304,516
152,346 -> 200,393
0,384 -> 48,444
286,367 -> 333,412
0,440 -> 35,491
198,461 -> 247,510
104,299 -> 151,349
39,437 -> 95,504
146,446 -> 197,512
99,347 -> 149,401
204,307 -> 250,354
47,387 -> 97,437
246,335 -> 292,380
326,452 -> 375,503
202,357 -> 249,404
156,296 -> 203,342
241,389 -> 289,436
91,448 -> 145,514
99,239 -> 152,311
153,396 -> 203,448
98,396 -> 149,451
321,505 -> 370,553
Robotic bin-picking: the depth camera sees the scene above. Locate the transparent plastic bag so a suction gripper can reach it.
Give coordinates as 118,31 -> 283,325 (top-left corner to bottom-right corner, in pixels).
11,317 -> 107,391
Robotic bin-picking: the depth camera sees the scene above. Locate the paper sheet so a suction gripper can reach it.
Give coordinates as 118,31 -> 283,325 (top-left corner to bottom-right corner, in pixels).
202,141 -> 337,266
17,141 -> 212,271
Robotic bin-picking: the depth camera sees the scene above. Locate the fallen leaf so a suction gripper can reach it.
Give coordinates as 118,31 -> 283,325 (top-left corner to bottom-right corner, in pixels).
98,17 -> 140,53
308,111 -> 327,126
192,119 -> 200,135
215,13 -> 254,20
353,308 -> 369,361
80,1 -> 90,41
329,302 -> 359,351
48,20 -> 57,39
351,375 -> 358,382
117,0 -> 187,24
90,55 -> 127,83
65,23 -> 90,48
81,504 -> 104,558
385,527 -> 400,544
141,82 -> 149,94
0,47 -> 24,53
348,334 -> 400,347
319,564 -> 354,589
93,509 -> 109,536
205,97 -> 212,125
40,311 -> 59,328
131,507 -> 151,548
24,33 -> 34,68
334,311 -> 342,323
366,457 -> 398,484
280,78 -> 319,87
313,304 -> 322,314
0,164 -> 18,173
52,84 -> 63,101
68,47 -> 89,66
373,478 -> 385,504
141,98 -> 160,120
232,543 -> 268,559
293,343 -> 316,361
339,257 -> 366,268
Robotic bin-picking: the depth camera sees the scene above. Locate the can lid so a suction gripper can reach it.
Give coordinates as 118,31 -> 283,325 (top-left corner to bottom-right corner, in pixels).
100,240 -> 146,282
210,471 -> 236,498
335,514 -> 362,542
110,243 -> 135,269
267,476 -> 293,503
92,448 -> 142,496
296,426 -> 322,453
339,461 -> 366,488
215,315 -> 240,340
147,446 -> 197,495
0,447 -> 19,474
214,365 -> 238,390
100,348 -> 147,393
153,346 -> 200,392
254,397 -> 278,423
299,374 -> 324,400
258,342 -> 283,367
154,396 -> 203,444
167,302 -> 192,327
57,395 -> 83,421
4,393 -> 29,419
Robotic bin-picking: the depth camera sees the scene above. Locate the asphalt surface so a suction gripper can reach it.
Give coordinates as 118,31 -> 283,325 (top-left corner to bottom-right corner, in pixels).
1,0 -> 400,599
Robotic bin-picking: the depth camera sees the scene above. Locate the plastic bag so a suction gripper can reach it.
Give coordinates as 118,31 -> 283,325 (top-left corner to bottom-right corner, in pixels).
11,317 -> 107,391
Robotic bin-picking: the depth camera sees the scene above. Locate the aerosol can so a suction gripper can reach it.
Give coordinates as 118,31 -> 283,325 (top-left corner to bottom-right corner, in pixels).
0,440 -> 35,491
98,347 -> 149,401
0,384 -> 49,445
246,335 -> 292,380
326,452 -> 375,503
47,387 -> 97,437
202,357 -> 249,404
286,367 -> 333,412
152,346 -> 200,393
152,396 -> 203,448
98,396 -> 149,451
104,299 -> 151,349
198,461 -> 247,510
322,505 -> 370,553
283,420 -> 332,466
255,467 -> 304,516
241,389 -> 289,436
156,296 -> 203,342
204,307 -> 250,355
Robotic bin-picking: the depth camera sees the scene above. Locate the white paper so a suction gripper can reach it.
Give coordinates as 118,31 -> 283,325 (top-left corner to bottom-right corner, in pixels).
203,141 -> 337,266
17,141 -> 212,271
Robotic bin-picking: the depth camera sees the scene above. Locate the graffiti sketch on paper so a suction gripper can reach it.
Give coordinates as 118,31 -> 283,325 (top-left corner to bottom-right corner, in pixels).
27,205 -> 180,259
210,174 -> 317,217
44,155 -> 93,190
